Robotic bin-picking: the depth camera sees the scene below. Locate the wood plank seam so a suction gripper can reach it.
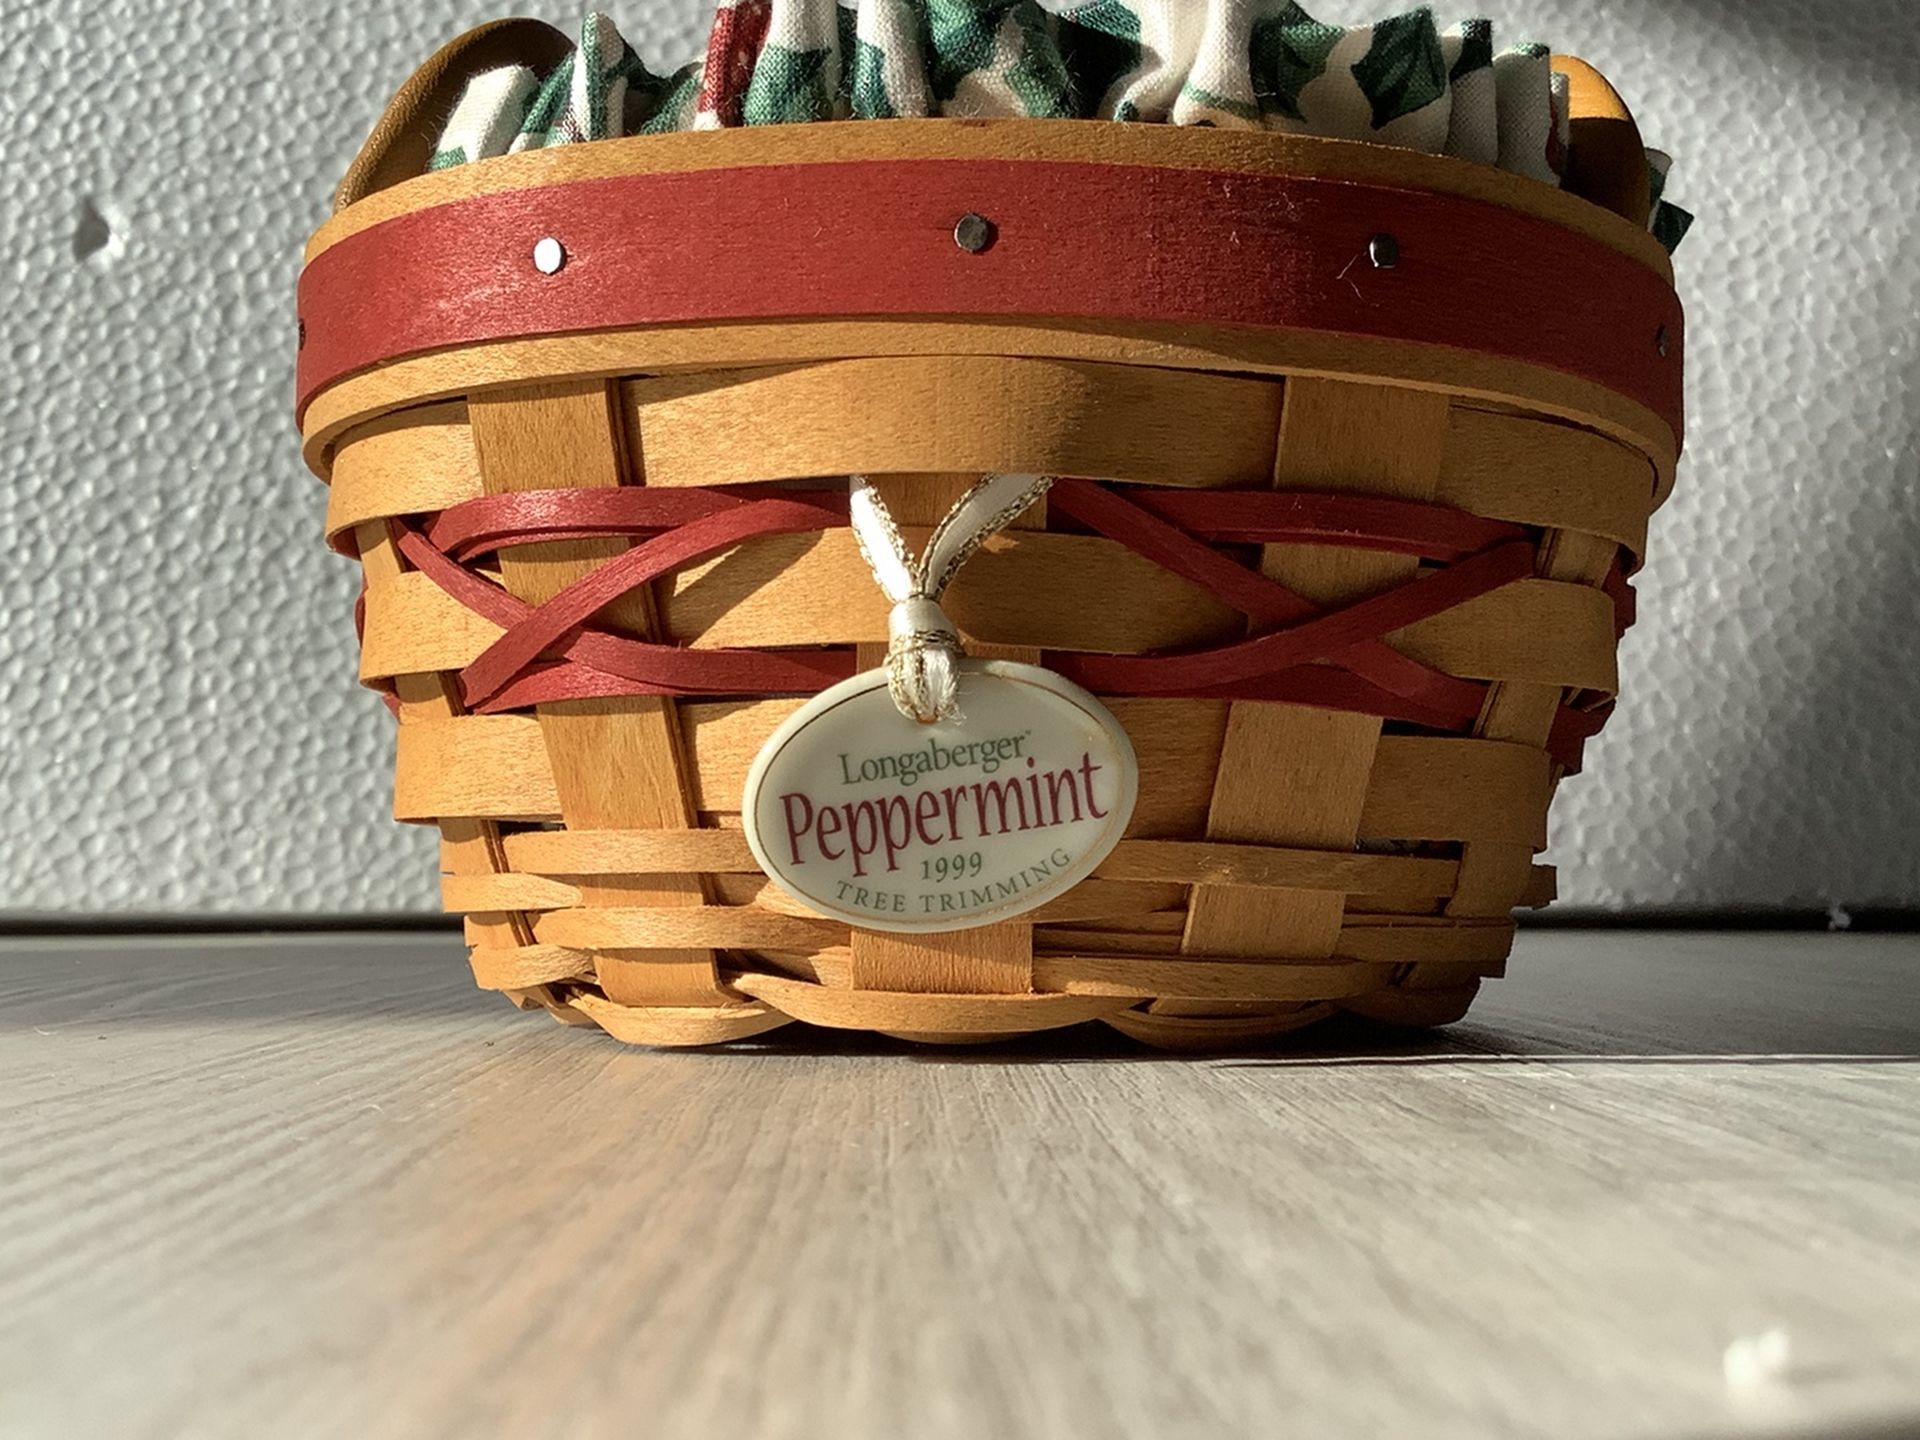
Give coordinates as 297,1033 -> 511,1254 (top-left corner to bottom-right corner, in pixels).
1176,380 -> 1452,1034
466,380 -> 724,1009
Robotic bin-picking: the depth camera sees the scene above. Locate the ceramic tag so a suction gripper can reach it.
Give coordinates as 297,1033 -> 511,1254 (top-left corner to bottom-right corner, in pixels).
743,660 -> 1138,932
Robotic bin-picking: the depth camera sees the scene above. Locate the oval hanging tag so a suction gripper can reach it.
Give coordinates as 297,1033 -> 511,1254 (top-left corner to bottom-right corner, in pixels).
743,660 -> 1138,932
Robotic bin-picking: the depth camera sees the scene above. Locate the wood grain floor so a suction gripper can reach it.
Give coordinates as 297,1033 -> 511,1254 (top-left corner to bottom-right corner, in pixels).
1,931 -> 1916,1440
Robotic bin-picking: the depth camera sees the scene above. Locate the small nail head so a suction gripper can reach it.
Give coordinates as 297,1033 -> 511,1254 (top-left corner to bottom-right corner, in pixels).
1656,325 -> 1671,356
1367,232 -> 1399,269
953,213 -> 996,254
533,236 -> 567,274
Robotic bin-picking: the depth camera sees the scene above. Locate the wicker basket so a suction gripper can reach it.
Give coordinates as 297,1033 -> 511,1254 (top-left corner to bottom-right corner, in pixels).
299,28 -> 1681,1049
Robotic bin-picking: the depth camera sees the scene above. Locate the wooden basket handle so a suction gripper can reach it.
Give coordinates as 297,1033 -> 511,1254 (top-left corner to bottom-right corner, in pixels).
332,18 -> 573,212
1553,55 -> 1653,228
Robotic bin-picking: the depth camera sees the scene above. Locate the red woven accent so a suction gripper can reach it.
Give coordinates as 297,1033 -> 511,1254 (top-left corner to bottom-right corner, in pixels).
394,495 -> 850,708
297,157 -> 1683,439
426,485 -> 779,561
1163,666 -> 1487,732
373,480 -> 1627,768
1119,488 -> 1526,561
1547,696 -> 1615,776
1046,478 -> 1497,722
1052,540 -> 1534,698
425,482 -> 1518,565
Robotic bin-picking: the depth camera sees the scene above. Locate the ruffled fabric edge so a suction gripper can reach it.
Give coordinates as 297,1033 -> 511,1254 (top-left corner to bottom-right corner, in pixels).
428,4 -> 1690,251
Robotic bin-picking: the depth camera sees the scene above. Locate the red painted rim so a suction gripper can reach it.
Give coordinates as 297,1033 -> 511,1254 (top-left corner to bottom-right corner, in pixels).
297,156 -> 1682,438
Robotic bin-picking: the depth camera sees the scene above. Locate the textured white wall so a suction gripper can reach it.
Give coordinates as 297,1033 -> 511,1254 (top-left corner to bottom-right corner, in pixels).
1,0 -> 1915,916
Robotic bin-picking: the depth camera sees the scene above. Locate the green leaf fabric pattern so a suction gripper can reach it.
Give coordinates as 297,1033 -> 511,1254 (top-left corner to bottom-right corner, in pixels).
519,56 -> 578,146
743,43 -> 832,123
1439,18 -> 1496,164
1053,0 -> 1185,123
729,0 -> 843,126
1447,15 -> 1492,80
924,0 -> 1011,104
924,1 -> 1070,117
1004,6 -> 1077,118
849,0 -> 930,119
1248,4 -> 1342,124
1056,0 -> 1142,118
1645,148 -> 1695,253
850,38 -> 896,118
633,65 -> 703,134
429,5 -> 1688,252
835,3 -> 859,100
1351,9 -> 1447,129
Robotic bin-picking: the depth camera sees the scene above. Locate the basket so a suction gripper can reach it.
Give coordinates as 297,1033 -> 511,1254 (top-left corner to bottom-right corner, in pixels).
298,29 -> 1682,1049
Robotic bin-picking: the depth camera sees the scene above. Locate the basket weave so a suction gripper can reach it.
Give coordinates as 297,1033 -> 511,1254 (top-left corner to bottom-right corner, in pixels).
300,36 -> 1680,1049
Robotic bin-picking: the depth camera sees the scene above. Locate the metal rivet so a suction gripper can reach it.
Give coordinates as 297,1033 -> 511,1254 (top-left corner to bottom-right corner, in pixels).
953,213 -> 996,254
1367,232 -> 1399,269
533,236 -> 567,274
1655,326 -> 1671,357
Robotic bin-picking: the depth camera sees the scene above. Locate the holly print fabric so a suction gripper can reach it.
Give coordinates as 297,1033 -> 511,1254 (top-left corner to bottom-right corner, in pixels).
429,3 -> 1690,251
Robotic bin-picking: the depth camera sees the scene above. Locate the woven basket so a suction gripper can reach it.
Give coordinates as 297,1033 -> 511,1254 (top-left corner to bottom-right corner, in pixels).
299,27 -> 1681,1049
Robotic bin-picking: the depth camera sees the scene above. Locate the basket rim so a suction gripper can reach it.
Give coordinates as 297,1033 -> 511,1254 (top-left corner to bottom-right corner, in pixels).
305,117 -> 1674,283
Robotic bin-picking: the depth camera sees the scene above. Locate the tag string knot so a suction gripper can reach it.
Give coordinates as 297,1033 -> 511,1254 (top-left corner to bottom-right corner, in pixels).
847,473 -> 1053,723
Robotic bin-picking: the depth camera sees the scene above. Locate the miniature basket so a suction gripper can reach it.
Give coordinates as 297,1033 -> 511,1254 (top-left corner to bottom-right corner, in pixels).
299,27 -> 1681,1049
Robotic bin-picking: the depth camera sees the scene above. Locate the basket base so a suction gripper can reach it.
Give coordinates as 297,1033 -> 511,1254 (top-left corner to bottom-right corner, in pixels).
492,969 -> 1489,1052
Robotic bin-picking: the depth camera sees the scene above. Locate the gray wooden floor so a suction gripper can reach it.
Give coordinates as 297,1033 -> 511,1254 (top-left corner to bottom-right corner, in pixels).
2,931 -> 1916,1440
